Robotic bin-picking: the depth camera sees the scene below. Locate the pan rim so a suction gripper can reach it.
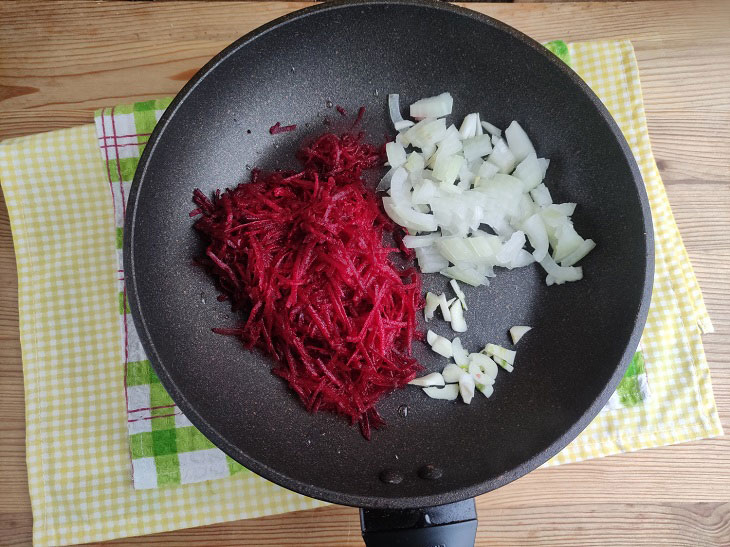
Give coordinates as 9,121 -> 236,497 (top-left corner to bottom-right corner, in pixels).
125,0 -> 654,509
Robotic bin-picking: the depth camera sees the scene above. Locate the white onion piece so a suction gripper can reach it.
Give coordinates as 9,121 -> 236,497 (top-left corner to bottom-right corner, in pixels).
477,160 -> 499,181
477,383 -> 494,397
510,325 -> 532,344
409,372 -> 445,387
538,157 -> 550,177
487,139 -> 517,173
484,343 -> 516,365
468,362 -> 493,389
475,113 -> 483,136
496,230 -> 526,264
459,373 -> 475,404
449,300 -> 467,332
423,384 -> 459,400
433,154 -> 464,185
522,213 -> 549,261
412,179 -> 436,204
394,120 -> 415,131
438,293 -> 452,322
416,246 -> 449,273
410,92 -> 453,118
443,362 -> 466,383
553,223 -> 584,262
451,337 -> 469,366
481,120 -> 502,136
458,113 -> 479,139
388,93 -> 404,125
377,167 -> 395,191
538,254 -> 583,285
424,292 -> 440,321
513,152 -> 544,191
505,121 -> 536,162
429,334 -> 453,358
441,266 -> 486,287
404,234 -> 439,249
386,142 -> 407,170
382,197 -> 437,233
404,151 -> 425,172
468,352 -> 499,380
449,279 -> 468,310
560,238 -> 596,267
426,329 -> 438,345
530,183 -> 552,207
462,134 -> 493,162
505,249 -> 535,269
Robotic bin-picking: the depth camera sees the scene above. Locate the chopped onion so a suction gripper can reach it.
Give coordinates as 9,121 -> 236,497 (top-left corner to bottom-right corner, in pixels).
468,352 -> 499,380
426,329 -> 438,345
505,121 -> 536,162
458,113 -> 479,139
487,138 -> 517,173
382,197 -> 437,232
560,238 -> 596,267
484,343 -> 516,366
404,233 -> 439,249
496,230 -> 526,264
451,337 -> 469,366
459,373 -> 475,404
477,383 -> 494,398
388,93 -> 404,125
450,279 -> 468,310
410,92 -> 453,119
433,153 -> 464,185
424,291 -> 440,321
477,160 -> 499,180
481,120 -> 502,136
415,245 -> 449,273
513,152 -> 544,191
430,335 -> 453,358
530,183 -> 552,207
443,362 -> 466,383
376,167 -> 395,192
438,292 -> 452,322
404,151 -> 425,172
449,299 -> 467,332
462,135 -> 493,162
510,325 -> 532,344
394,120 -> 415,131
553,223 -> 585,262
408,372 -> 445,387
423,384 -> 459,400
441,266 -> 486,287
539,254 -> 583,285
521,213 -> 549,261
386,142 -> 407,169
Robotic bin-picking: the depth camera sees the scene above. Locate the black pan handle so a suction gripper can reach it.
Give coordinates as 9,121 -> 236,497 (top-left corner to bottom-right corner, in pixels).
360,499 -> 477,547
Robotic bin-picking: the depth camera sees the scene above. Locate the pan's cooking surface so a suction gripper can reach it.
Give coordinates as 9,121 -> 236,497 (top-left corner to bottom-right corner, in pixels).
125,0 -> 653,508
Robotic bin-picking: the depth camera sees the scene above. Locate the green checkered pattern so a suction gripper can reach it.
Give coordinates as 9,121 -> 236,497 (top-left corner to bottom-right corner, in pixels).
95,99 -> 246,489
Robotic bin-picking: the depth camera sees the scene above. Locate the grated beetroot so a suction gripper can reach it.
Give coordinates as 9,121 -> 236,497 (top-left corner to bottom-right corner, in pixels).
269,122 -> 297,134
192,131 -> 423,438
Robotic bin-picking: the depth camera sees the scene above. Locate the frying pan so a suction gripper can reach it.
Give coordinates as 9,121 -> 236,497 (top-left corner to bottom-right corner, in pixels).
125,1 -> 654,545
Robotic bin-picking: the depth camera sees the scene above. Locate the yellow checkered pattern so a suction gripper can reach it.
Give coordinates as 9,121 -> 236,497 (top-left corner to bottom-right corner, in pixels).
0,125 -> 327,547
0,40 -> 722,546
545,40 -> 722,465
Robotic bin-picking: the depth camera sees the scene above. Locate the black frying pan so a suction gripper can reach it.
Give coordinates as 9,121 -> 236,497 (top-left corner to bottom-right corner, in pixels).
125,1 -> 653,545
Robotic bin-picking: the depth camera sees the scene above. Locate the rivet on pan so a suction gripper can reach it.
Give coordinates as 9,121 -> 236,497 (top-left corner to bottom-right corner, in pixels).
379,469 -> 403,485
418,465 -> 443,480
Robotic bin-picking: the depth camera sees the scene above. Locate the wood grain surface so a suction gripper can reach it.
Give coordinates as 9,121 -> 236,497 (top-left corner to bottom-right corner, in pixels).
1,1 -> 729,545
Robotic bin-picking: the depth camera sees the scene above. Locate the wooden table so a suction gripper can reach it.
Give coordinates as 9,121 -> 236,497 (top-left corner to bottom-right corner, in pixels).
1,1 -> 729,545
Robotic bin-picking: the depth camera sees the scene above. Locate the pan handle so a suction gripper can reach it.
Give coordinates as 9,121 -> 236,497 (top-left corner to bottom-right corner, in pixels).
360,498 -> 477,547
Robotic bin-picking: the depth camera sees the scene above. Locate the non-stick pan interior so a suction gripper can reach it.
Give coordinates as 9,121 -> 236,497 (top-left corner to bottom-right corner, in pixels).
126,0 -> 653,509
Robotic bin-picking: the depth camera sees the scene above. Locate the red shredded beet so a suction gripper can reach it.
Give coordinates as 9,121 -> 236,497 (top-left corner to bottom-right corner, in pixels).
335,105 -> 347,117
269,122 -> 297,134
192,131 -> 423,438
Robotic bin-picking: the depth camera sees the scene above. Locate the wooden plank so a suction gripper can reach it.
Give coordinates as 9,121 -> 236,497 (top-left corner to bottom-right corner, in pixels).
1,1 -> 729,545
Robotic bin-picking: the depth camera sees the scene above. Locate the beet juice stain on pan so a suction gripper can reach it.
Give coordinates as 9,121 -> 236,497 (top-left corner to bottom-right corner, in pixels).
125,1 -> 653,545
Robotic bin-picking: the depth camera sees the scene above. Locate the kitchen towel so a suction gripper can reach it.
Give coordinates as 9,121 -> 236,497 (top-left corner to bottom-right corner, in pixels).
0,39 -> 721,546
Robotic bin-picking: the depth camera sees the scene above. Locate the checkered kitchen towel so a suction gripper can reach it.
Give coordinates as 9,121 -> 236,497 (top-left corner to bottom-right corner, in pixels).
0,39 -> 721,546
94,41 -> 658,490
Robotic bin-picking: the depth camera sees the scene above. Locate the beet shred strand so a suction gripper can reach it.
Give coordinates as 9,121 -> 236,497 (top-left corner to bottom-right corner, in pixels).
192,131 -> 423,438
